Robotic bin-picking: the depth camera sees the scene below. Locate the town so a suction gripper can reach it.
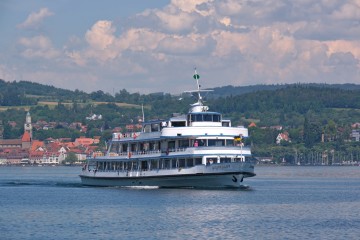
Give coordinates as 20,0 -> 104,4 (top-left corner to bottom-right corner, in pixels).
0,112 -> 142,165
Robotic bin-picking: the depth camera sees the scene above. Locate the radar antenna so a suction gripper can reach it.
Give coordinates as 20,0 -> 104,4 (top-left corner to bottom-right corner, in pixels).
184,68 -> 213,113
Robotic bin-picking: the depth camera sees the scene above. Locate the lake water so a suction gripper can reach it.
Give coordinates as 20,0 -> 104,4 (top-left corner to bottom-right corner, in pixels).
0,165 -> 359,240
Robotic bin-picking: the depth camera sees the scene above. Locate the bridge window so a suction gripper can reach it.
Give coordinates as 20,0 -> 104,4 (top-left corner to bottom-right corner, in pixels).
208,139 -> 225,146
188,113 -> 221,122
179,139 -> 189,148
195,158 -> 202,165
204,114 -> 212,121
213,114 -> 221,122
143,124 -> 151,133
151,123 -> 160,132
171,121 -> 186,127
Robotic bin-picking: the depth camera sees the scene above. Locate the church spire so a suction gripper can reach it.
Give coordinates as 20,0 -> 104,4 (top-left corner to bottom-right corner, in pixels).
24,112 -> 33,139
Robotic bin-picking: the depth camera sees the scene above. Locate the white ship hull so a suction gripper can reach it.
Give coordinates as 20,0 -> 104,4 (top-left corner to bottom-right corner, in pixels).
80,162 -> 255,188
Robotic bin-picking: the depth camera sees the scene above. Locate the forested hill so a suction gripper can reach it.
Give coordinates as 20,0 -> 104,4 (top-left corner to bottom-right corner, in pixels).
207,83 -> 360,98
1,78 -> 360,107
210,85 -> 360,114
206,85 -> 360,128
0,79 -> 89,105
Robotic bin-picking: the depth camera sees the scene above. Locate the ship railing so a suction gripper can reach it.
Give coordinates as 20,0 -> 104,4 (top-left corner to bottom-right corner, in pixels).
161,148 -> 187,154
191,146 -> 251,151
131,150 -> 162,156
112,131 -> 142,140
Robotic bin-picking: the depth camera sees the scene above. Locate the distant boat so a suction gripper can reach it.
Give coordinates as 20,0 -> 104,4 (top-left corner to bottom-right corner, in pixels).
80,70 -> 256,188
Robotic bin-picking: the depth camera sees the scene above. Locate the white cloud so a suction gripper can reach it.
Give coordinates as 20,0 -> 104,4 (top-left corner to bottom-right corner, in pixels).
67,0 -> 360,91
17,8 -> 54,29
18,35 -> 60,59
4,1 -> 360,94
85,21 -> 116,50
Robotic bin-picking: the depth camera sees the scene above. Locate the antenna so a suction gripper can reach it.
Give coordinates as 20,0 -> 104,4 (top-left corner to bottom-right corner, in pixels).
142,104 -> 145,122
193,67 -> 202,103
184,68 -> 213,113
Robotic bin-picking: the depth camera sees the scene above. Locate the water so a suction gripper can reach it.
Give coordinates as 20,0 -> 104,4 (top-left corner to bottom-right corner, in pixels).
0,165 -> 359,240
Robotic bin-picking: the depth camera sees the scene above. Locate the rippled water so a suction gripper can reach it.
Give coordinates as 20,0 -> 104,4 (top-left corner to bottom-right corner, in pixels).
0,165 -> 359,239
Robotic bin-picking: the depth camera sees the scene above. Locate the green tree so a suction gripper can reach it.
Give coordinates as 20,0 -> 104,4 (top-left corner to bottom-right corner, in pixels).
303,116 -> 322,148
64,152 -> 77,164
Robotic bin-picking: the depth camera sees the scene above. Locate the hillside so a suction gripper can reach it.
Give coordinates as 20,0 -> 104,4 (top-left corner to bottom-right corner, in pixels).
1,79 -> 360,164
208,83 -> 360,98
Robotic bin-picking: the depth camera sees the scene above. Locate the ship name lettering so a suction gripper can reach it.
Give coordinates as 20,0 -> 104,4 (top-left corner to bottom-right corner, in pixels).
212,164 -> 230,170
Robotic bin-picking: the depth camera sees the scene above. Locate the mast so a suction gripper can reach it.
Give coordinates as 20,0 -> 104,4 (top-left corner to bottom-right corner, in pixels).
185,68 -> 213,113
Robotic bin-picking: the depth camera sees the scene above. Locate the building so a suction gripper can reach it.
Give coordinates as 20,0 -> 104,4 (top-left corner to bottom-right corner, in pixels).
24,112 -> 33,139
276,132 -> 291,144
350,130 -> 360,142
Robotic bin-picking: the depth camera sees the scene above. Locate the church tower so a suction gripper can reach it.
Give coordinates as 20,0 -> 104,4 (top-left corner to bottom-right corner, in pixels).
24,112 -> 33,138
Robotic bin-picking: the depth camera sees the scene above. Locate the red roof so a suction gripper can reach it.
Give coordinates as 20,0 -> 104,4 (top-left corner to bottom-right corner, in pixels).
21,131 -> 31,142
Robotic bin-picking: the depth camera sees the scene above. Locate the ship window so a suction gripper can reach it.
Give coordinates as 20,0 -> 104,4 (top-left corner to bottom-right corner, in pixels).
132,161 -> 138,170
140,142 -> 149,152
127,162 -> 132,171
213,114 -> 221,122
144,124 -> 151,133
121,144 -> 127,152
222,121 -> 230,127
160,159 -> 169,169
234,157 -> 245,162
150,160 -> 158,170
198,139 -> 206,146
204,114 -> 212,121
208,139 -> 224,146
131,143 -> 137,152
168,141 -> 175,149
171,121 -> 186,127
186,158 -> 194,167
172,159 -> 177,169
178,158 -> 186,168
195,114 -> 203,121
164,159 -> 171,169
151,123 -> 160,132
179,139 -> 189,148
150,141 -> 160,151
195,158 -> 202,165
226,140 -> 234,146
220,157 -> 231,163
141,161 -> 147,171
206,157 -> 217,165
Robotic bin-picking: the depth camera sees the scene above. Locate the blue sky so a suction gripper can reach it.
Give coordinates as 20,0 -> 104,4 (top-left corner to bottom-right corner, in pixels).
0,0 -> 359,94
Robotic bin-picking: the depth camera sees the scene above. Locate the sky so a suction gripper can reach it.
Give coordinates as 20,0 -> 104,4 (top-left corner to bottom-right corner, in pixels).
0,0 -> 359,94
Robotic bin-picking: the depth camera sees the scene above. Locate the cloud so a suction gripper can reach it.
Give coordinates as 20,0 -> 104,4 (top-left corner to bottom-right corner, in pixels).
17,8 -> 54,29
59,0 -> 360,92
5,0 -> 360,94
18,35 -> 60,59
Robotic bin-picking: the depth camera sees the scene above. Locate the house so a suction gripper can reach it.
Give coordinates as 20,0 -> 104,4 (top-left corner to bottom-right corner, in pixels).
0,139 -> 22,148
350,130 -> 360,142
75,137 -> 96,146
276,132 -> 290,144
29,151 -> 45,164
30,140 -> 45,152
270,125 -> 283,131
112,127 -> 122,132
248,122 -> 257,128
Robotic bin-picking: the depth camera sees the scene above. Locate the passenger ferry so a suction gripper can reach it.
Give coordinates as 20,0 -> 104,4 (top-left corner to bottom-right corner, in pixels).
80,71 -> 256,188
